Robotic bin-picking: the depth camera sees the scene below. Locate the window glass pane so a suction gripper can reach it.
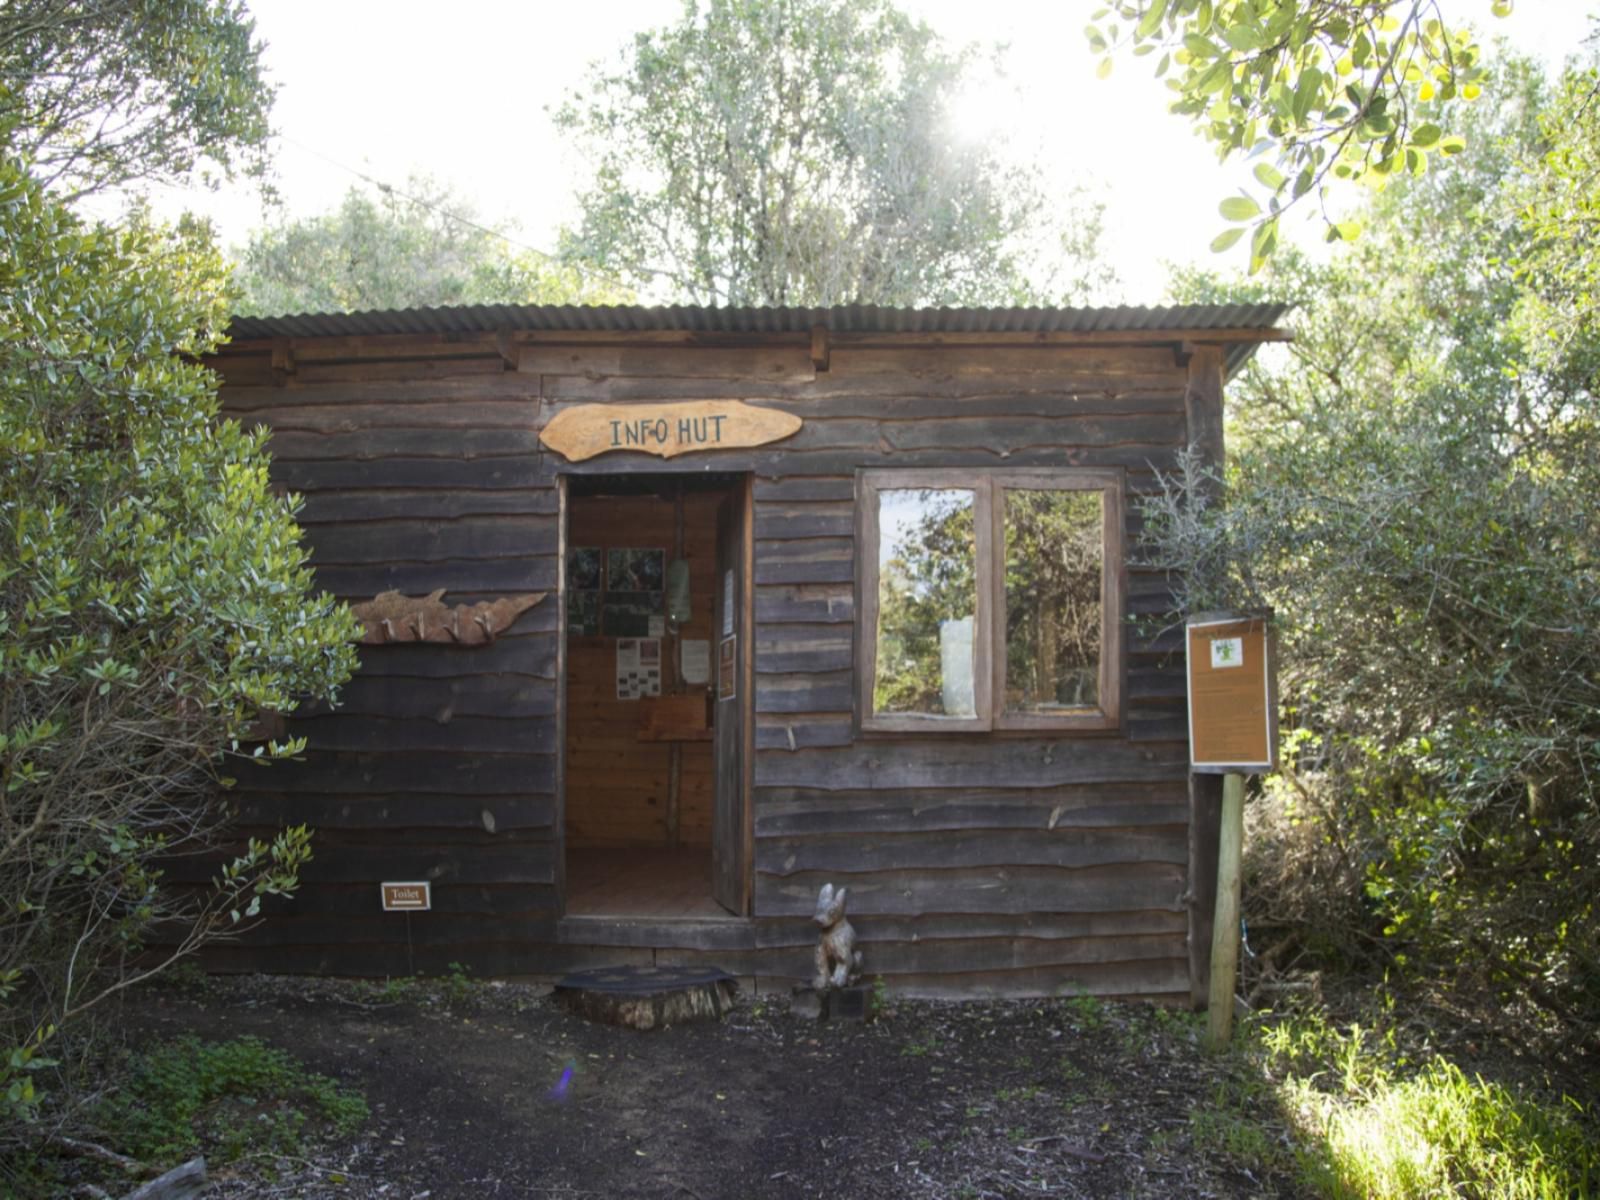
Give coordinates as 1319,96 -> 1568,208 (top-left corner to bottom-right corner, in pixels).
874,488 -> 977,717
1004,489 -> 1102,713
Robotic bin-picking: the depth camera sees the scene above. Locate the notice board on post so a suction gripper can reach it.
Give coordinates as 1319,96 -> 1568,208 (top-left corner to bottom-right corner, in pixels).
1186,613 -> 1278,774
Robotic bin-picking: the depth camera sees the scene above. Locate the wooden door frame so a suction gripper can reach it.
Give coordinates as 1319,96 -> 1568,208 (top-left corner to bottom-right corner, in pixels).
733,473 -> 756,915
552,470 -> 755,921
554,475 -> 569,916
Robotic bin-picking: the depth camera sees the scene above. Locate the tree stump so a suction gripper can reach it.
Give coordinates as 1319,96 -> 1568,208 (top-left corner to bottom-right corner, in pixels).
555,964 -> 737,1030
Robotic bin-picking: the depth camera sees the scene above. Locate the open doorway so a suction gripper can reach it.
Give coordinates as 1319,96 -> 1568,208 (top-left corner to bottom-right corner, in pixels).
561,472 -> 750,919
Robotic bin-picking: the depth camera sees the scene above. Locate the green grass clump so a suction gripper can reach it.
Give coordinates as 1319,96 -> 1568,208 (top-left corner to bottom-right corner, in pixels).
1293,1059 -> 1598,1200
92,1036 -> 368,1166
1252,1010 -> 1599,1199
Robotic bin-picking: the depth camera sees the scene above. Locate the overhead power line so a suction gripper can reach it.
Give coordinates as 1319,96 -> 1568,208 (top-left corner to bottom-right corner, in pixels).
275,135 -> 560,262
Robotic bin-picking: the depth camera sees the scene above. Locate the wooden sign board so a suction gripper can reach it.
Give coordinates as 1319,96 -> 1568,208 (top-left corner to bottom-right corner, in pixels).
1186,614 -> 1278,773
540,400 -> 801,462
380,881 -> 431,911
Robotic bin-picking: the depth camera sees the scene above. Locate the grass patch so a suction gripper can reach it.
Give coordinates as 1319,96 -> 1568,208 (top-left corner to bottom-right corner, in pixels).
91,1036 -> 368,1166
1288,1058 -> 1598,1199
1190,1069 -> 1297,1174
1248,1008 -> 1600,1199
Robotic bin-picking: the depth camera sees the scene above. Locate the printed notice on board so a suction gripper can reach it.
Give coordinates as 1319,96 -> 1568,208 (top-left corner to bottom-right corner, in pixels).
718,635 -> 737,700
721,570 -> 735,636
616,637 -> 662,700
680,638 -> 711,686
1210,636 -> 1244,669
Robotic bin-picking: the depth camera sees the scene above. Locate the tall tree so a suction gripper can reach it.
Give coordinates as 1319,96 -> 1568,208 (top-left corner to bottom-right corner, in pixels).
0,0 -> 274,201
1091,1 -> 1504,270
1146,53 -> 1600,1023
556,0 -> 1114,306
233,175 -> 632,315
1512,64 -> 1600,383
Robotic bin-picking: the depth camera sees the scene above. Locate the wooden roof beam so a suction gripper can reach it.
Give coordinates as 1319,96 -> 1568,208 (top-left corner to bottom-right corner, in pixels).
270,339 -> 295,384
810,323 -> 831,372
496,331 -> 522,371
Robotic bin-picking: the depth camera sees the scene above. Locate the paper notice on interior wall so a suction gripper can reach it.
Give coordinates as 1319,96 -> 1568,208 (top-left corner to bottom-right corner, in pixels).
722,570 -> 735,636
680,638 -> 711,686
616,638 -> 662,700
718,635 -> 737,701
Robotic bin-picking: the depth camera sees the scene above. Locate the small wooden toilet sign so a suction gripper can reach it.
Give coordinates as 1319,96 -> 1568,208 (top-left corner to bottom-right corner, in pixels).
380,881 -> 431,911
540,400 -> 801,461
1186,613 -> 1278,773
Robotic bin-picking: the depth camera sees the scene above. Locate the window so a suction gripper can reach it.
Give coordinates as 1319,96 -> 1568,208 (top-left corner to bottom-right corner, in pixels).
856,469 -> 1123,733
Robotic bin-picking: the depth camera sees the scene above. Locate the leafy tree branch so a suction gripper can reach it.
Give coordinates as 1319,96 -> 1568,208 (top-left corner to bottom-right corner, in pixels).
0,0 -> 275,201
1090,1 -> 1501,270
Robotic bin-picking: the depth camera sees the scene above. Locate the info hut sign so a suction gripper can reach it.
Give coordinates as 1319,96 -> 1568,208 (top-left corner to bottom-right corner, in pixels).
1186,613 -> 1278,773
540,400 -> 801,462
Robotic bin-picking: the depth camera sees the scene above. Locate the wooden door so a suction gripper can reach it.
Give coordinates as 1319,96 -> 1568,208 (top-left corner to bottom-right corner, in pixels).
712,482 -> 751,915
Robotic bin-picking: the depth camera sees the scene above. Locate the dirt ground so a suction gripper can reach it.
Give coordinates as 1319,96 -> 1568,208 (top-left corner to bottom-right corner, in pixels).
107,974 -> 1307,1200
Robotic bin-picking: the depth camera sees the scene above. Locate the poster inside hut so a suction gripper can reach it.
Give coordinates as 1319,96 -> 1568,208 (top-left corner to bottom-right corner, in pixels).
616,638 -> 662,700
600,547 -> 665,636
567,547 -> 602,635
603,591 -> 663,637
680,638 -> 710,685
607,547 -> 664,591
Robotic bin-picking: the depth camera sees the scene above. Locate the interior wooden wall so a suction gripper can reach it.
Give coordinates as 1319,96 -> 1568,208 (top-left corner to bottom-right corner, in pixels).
565,490 -> 719,848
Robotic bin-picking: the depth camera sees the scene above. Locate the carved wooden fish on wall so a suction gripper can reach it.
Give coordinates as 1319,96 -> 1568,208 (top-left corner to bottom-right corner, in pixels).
351,589 -> 545,645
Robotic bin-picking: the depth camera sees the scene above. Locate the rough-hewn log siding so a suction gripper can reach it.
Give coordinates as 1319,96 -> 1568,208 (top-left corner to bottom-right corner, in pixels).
212,335 -> 1198,996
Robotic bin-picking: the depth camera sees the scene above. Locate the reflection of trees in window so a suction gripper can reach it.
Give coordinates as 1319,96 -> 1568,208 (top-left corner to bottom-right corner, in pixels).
1004,490 -> 1102,712
859,469 -> 1122,732
874,489 -> 975,715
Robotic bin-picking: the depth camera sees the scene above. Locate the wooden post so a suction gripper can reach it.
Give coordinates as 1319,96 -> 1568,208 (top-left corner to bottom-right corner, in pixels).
1205,771 -> 1246,1051
1184,345 -> 1227,1007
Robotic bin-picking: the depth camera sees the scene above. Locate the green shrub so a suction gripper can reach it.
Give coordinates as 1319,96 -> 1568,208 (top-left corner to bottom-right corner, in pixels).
0,147 -> 359,1125
441,961 -> 474,1006
1147,56 -> 1600,1022
92,1037 -> 367,1166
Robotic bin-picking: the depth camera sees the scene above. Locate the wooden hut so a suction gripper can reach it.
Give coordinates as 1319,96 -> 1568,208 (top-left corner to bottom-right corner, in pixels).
205,304 -> 1289,1002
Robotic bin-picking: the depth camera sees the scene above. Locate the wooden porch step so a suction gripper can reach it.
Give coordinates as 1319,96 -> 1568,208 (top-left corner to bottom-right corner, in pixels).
557,915 -> 755,951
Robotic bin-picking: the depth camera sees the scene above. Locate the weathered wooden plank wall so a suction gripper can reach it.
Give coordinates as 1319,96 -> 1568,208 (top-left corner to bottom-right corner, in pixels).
218,352 -> 562,974
211,332 -> 1203,997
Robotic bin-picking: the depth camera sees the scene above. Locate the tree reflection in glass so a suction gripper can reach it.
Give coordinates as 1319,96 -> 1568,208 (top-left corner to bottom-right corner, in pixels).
1004,489 -> 1102,712
874,488 -> 977,716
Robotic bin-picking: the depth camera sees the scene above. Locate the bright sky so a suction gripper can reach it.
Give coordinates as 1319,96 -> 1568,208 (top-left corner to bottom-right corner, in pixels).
136,0 -> 1596,305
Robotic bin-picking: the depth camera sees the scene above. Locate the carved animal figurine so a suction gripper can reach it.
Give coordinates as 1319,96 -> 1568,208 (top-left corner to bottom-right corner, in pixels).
812,883 -> 863,991
350,589 -> 545,645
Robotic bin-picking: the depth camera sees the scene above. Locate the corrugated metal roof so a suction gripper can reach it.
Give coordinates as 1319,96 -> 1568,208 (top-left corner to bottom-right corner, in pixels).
227,302 -> 1291,375
228,301 -> 1289,340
